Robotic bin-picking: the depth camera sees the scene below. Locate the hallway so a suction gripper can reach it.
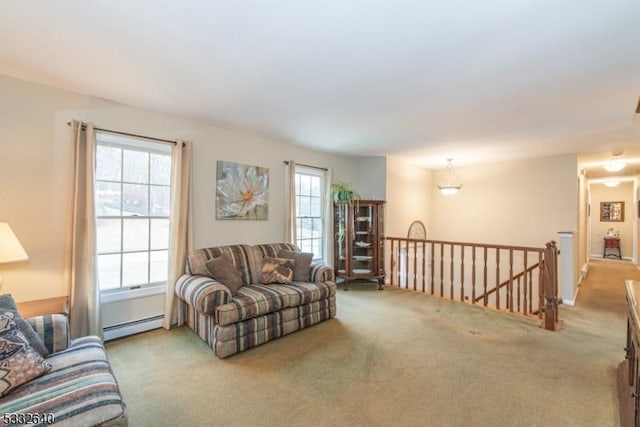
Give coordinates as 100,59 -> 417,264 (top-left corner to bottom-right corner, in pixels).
573,259 -> 640,316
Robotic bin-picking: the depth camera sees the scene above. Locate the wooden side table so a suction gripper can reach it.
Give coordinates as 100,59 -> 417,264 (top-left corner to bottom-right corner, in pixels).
604,237 -> 622,259
16,296 -> 69,318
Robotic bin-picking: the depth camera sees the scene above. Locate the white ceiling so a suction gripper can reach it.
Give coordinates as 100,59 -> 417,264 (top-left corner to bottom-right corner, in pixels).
1,1 -> 639,170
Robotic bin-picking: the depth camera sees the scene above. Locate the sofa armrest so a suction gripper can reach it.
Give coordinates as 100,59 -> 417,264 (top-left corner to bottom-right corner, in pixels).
27,313 -> 70,354
310,263 -> 334,282
175,274 -> 233,315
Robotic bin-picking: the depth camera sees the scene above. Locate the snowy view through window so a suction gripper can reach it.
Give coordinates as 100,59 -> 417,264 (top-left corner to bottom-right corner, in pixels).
295,168 -> 324,261
95,138 -> 172,291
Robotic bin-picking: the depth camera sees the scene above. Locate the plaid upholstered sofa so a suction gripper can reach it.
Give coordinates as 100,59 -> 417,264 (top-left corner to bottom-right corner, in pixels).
176,243 -> 336,358
0,314 -> 127,426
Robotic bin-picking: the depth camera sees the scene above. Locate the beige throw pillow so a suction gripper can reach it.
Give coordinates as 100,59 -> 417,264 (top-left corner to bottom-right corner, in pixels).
278,250 -> 313,282
205,256 -> 244,295
260,257 -> 296,285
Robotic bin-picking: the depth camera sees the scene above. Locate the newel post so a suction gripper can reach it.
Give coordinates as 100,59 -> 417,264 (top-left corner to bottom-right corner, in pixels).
541,241 -> 561,331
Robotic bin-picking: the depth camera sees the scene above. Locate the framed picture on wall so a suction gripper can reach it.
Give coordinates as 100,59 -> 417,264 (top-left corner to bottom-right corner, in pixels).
600,201 -> 624,222
215,160 -> 269,220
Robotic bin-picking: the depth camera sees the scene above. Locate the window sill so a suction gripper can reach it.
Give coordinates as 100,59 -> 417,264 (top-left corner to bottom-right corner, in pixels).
100,285 -> 166,304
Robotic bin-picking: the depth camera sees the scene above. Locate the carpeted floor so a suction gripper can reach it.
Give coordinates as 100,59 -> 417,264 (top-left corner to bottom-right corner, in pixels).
106,260 -> 640,426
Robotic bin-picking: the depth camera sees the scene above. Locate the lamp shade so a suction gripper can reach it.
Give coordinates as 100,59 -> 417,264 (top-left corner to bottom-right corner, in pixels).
0,222 -> 28,264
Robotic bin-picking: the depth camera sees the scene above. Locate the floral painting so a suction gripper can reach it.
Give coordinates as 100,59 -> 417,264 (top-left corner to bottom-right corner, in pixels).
216,160 -> 269,220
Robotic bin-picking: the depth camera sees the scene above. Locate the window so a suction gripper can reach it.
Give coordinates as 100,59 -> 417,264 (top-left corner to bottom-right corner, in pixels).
95,132 -> 172,294
295,166 -> 326,261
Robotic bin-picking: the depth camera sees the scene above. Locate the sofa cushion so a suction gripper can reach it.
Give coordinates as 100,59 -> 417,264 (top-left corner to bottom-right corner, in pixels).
0,313 -> 51,397
0,294 -> 49,357
27,314 -> 70,354
259,257 -> 295,285
278,249 -> 313,282
252,243 -> 299,272
215,281 -> 337,326
214,297 -> 337,358
253,243 -> 300,259
186,244 -> 259,286
206,256 -> 244,295
0,336 -> 127,426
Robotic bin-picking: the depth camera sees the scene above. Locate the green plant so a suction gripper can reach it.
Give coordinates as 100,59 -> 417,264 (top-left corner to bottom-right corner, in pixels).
330,181 -> 359,203
331,181 -> 360,244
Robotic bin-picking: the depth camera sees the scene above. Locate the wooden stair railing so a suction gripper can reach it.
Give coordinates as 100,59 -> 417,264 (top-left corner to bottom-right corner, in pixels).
474,262 -> 540,303
386,237 -> 560,331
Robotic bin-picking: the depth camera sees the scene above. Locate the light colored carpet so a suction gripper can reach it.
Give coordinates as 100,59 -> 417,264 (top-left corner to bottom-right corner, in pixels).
106,260 -> 640,426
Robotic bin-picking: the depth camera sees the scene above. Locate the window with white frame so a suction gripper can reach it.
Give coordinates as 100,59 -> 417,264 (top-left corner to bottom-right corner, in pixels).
295,166 -> 326,261
95,132 -> 172,294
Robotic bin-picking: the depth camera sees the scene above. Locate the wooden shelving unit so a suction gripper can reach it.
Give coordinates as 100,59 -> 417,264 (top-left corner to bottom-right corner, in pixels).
333,200 -> 385,290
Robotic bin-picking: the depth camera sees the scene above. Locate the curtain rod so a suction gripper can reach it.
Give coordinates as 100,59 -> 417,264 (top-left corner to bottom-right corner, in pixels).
66,121 -> 177,145
283,161 -> 328,171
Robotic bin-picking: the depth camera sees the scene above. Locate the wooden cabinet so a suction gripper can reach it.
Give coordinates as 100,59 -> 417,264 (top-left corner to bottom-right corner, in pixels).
333,200 -> 385,290
618,280 -> 640,427
604,237 -> 622,259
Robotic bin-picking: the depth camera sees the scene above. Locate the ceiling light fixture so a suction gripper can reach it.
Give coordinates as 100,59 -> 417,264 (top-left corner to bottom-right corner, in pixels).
604,180 -> 621,187
603,162 -> 626,172
437,159 -> 463,196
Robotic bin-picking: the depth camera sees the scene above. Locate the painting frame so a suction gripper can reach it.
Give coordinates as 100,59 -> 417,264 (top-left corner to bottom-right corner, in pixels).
216,160 -> 269,220
600,201 -> 624,222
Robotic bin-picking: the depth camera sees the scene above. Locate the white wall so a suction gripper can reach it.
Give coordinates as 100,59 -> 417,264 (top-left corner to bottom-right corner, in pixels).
385,157 -> 433,238
578,171 -> 588,274
430,154 -> 579,248
0,74 -> 367,305
355,156 -> 386,201
589,181 -> 634,259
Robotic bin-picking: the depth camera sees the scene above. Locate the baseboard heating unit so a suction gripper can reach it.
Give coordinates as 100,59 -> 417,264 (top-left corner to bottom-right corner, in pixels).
103,315 -> 164,341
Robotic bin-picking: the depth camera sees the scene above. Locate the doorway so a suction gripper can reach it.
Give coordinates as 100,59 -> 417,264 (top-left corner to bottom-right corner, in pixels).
587,179 -> 637,264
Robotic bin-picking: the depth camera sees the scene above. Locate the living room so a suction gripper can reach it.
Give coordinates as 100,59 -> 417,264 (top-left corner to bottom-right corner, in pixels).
1,1 -> 640,426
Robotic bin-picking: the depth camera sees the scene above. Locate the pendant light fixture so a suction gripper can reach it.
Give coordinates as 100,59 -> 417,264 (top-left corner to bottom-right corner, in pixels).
437,158 -> 463,196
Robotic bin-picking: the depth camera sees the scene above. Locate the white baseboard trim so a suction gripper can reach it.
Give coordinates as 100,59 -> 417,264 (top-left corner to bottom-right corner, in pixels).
589,254 -> 633,261
562,286 -> 580,306
103,315 -> 164,341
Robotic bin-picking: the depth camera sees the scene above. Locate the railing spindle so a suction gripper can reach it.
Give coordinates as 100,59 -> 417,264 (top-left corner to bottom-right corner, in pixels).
440,243 -> 444,297
404,240 -> 409,289
538,252 -> 544,318
421,241 -> 426,293
495,249 -> 501,310
450,244 -> 454,300
523,249 -> 528,316
413,240 -> 417,291
472,246 -> 476,305
529,270 -> 534,314
483,247 -> 488,307
389,239 -> 395,287
430,242 -> 435,295
460,244 -> 465,302
508,249 -> 514,312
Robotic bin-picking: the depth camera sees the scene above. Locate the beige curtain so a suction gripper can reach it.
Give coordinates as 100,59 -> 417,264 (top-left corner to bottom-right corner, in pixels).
163,140 -> 193,329
68,121 -> 102,339
324,168 -> 334,267
284,160 -> 297,245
